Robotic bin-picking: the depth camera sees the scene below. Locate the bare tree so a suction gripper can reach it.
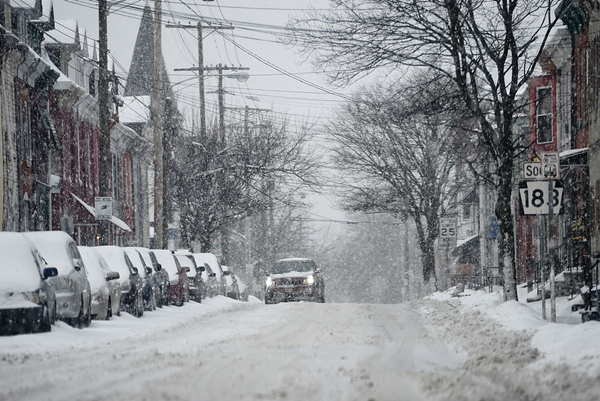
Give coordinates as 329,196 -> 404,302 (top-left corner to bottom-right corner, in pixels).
327,71 -> 469,287
287,0 -> 562,300
174,115 -> 321,258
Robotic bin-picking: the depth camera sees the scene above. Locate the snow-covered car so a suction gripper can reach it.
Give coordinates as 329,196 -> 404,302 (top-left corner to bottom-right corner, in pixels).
152,250 -> 189,306
134,248 -> 169,308
221,265 -> 240,300
78,246 -> 121,320
0,232 -> 58,334
195,259 -> 217,298
23,231 -> 93,328
95,246 -> 144,317
174,250 -> 204,303
264,258 -> 325,304
123,248 -> 156,311
191,253 -> 225,297
225,266 -> 249,301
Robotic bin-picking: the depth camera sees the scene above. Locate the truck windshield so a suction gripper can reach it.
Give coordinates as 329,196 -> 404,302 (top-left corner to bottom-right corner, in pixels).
272,261 -> 313,274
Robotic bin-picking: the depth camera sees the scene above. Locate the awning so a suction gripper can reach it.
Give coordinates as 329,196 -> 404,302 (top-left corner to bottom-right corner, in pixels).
452,235 -> 479,257
71,193 -> 132,232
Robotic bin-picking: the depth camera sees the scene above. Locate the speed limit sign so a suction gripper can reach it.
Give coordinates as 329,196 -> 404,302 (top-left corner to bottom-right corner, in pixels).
518,180 -> 564,215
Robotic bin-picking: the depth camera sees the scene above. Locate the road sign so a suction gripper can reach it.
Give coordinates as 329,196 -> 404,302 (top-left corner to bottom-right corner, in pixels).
522,162 -> 543,180
95,197 -> 113,220
439,236 -> 457,250
439,218 -> 457,249
439,218 -> 457,238
518,180 -> 563,215
541,152 -> 560,179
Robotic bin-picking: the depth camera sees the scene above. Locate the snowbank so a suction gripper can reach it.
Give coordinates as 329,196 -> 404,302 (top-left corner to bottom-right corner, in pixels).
413,288 -> 600,400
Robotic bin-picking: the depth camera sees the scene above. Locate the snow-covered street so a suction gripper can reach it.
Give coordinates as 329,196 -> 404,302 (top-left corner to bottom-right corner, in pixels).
1,293 -> 599,401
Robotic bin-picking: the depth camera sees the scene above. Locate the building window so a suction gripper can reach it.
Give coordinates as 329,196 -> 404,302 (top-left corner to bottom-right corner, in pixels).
536,87 -> 553,144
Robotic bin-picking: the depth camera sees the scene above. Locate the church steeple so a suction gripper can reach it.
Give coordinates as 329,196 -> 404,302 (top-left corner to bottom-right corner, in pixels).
124,2 -> 173,98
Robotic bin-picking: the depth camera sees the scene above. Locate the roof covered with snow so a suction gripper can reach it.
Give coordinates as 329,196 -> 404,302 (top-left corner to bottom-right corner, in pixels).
22,231 -> 76,276
0,232 -> 44,293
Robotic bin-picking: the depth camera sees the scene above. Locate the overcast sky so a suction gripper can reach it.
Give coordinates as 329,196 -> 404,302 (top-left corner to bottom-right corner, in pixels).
51,0 -> 354,127
50,0 -> 353,237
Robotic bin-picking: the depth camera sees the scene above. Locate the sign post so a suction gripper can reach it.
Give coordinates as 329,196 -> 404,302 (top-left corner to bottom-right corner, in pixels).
542,152 -> 559,323
520,153 -> 561,322
439,218 -> 457,288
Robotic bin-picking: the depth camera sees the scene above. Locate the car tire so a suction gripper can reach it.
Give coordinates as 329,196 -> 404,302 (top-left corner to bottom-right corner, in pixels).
39,304 -> 51,332
106,297 -> 112,320
84,296 -> 92,327
51,301 -> 57,325
165,286 -> 171,306
137,292 -> 144,317
74,296 -> 85,328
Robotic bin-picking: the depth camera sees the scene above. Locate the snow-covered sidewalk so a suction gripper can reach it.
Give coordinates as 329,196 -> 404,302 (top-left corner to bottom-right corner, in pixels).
410,288 -> 600,401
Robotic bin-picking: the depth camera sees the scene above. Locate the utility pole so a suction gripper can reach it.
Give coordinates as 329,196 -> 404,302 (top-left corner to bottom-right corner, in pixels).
153,0 -> 164,248
169,22 -> 233,136
98,0 -> 111,245
202,64 -> 250,144
548,178 -> 556,322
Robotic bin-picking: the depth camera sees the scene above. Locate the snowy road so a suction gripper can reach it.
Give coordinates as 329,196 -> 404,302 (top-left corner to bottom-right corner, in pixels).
0,297 -> 462,401
1,293 -> 599,401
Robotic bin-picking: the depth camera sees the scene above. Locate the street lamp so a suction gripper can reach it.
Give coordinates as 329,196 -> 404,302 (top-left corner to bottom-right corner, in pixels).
226,71 -> 250,82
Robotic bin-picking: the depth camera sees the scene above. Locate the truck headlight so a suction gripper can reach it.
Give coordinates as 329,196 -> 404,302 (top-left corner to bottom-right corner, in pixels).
306,275 -> 315,285
266,277 -> 273,287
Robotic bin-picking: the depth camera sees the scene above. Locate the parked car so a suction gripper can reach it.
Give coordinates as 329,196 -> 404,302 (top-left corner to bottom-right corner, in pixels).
194,259 -> 217,298
264,258 -> 325,304
152,250 -> 189,306
174,250 -> 204,303
0,232 -> 58,335
224,266 -> 249,301
78,246 -> 121,320
134,248 -> 169,308
191,253 -> 225,297
221,265 -> 240,300
95,246 -> 144,317
123,248 -> 156,311
23,231 -> 92,328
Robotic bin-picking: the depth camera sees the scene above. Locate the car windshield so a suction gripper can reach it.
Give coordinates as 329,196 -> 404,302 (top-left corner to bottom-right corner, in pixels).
272,261 -> 313,274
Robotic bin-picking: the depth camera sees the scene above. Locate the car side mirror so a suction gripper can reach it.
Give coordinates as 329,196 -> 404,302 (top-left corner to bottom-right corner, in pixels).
315,267 -> 321,273
183,266 -> 190,273
222,270 -> 230,276
43,267 -> 59,279
132,267 -> 139,275
199,266 -> 205,272
106,271 -> 120,281
155,264 -> 162,271
209,272 -> 216,278
74,260 -> 84,271
146,267 -> 153,275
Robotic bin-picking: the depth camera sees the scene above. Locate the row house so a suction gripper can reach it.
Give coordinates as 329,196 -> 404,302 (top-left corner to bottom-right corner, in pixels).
515,0 -> 600,292
1,0 -> 146,246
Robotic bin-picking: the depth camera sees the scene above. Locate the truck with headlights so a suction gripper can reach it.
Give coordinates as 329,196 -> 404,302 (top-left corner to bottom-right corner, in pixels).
264,258 -> 325,304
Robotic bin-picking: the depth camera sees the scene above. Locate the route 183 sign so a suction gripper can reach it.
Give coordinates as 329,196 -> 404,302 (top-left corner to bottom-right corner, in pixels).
518,180 -> 564,215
